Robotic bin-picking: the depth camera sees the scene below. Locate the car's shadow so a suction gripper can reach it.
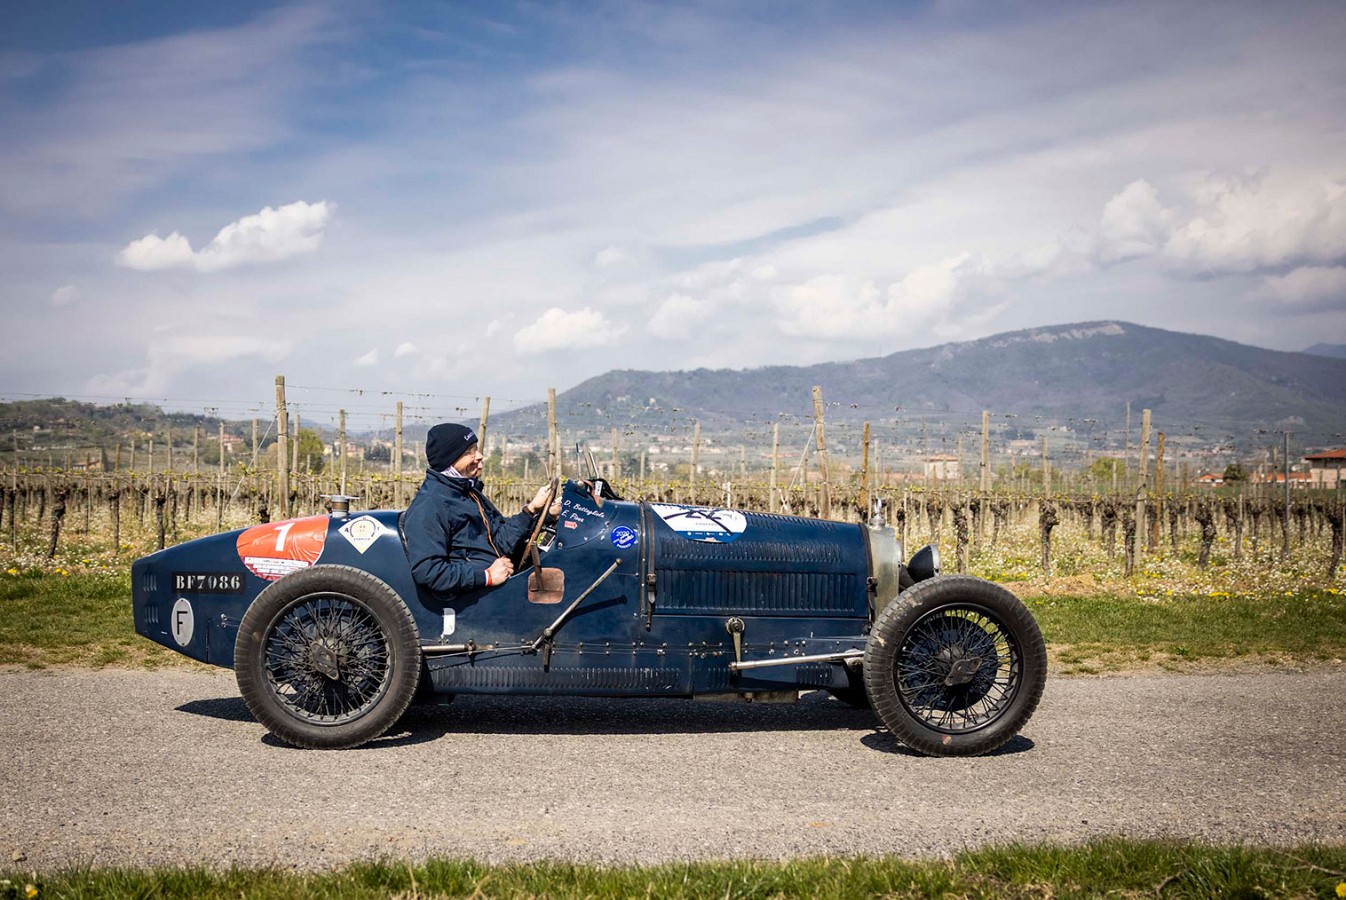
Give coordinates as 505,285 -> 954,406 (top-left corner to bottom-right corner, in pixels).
178,692 -> 1035,755
181,691 -> 880,747
859,731 -> 1034,757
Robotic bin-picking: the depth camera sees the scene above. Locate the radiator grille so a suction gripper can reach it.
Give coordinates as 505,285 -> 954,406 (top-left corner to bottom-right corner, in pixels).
140,571 -> 160,625
655,569 -> 861,615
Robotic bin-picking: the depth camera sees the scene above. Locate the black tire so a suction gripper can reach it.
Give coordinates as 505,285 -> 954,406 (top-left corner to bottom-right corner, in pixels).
863,575 -> 1045,757
235,565 -> 421,749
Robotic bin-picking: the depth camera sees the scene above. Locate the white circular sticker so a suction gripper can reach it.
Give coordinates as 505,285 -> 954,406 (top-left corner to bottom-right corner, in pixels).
171,597 -> 195,647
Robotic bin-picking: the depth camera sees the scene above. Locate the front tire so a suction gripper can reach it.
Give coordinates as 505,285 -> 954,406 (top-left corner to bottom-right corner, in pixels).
235,565 -> 421,749
863,575 -> 1045,756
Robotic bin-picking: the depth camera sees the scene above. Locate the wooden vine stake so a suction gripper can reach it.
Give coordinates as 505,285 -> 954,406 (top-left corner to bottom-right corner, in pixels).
547,388 -> 559,479
811,385 -> 831,519
769,422 -> 780,514
478,396 -> 491,475
690,421 -> 701,505
275,376 -> 289,519
338,409 -> 348,497
860,421 -> 871,521
394,402 -> 404,507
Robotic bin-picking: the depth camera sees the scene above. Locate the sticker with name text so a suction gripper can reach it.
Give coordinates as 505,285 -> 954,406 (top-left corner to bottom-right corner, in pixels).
337,515 -> 387,554
650,504 -> 747,543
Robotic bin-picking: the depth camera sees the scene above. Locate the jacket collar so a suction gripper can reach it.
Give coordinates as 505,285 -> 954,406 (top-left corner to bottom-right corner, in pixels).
425,468 -> 483,494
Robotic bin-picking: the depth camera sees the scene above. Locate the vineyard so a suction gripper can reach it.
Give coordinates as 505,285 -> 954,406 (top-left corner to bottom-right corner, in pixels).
2,462 -> 1341,600
3,379 -> 1343,595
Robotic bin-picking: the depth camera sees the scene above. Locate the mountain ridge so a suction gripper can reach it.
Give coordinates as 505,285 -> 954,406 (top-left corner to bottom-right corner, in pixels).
495,320 -> 1346,444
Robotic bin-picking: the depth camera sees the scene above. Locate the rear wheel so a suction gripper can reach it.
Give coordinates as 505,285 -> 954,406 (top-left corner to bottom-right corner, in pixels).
235,565 -> 421,749
863,575 -> 1045,756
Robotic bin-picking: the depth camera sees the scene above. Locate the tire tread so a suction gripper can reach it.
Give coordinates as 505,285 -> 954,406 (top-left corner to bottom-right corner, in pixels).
235,565 -> 421,750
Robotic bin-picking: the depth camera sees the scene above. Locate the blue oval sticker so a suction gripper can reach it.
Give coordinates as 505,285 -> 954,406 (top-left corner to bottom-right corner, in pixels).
610,525 -> 638,549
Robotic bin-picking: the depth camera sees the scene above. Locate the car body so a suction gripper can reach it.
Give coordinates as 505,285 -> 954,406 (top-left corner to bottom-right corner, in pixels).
133,478 -> 1045,755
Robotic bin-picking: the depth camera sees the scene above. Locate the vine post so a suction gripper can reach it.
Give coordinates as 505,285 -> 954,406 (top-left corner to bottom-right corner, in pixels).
394,402 -> 403,507
690,420 -> 701,505
860,421 -> 871,520
811,385 -> 831,519
275,376 -> 289,519
478,396 -> 491,471
769,422 -> 780,514
1151,431 -> 1165,552
979,410 -> 990,543
1132,408 -> 1151,571
547,388 -> 559,478
339,409 -> 348,497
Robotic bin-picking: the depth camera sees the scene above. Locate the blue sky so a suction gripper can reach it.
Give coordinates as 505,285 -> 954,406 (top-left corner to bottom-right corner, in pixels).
3,0 -> 1345,427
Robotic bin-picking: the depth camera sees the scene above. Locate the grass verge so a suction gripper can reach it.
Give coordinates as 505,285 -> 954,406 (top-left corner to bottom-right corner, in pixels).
1025,589 -> 1346,674
2,572 -> 1344,673
3,840 -> 1345,898
0,571 -> 198,669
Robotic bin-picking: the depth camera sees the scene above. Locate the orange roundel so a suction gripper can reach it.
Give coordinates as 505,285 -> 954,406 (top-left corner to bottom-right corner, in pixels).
236,516 -> 329,581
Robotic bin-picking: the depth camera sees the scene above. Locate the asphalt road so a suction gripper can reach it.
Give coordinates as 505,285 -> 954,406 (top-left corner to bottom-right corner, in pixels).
3,668 -> 1344,871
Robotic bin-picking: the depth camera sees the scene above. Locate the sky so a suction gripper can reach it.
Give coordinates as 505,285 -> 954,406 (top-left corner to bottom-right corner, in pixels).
2,0 -> 1345,429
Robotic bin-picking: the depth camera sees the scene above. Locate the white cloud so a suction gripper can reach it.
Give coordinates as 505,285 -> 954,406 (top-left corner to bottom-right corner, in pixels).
354,349 -> 378,366
1095,180 -> 1173,264
86,333 -> 291,396
116,232 -> 195,271
1163,175 -> 1346,274
513,307 -> 625,354
775,275 -> 884,339
886,254 -> 974,315
394,342 -> 418,358
50,284 -> 79,307
773,254 -> 982,339
594,245 -> 632,267
1260,265 -> 1346,309
484,320 -> 502,338
647,293 -> 710,339
116,200 -> 334,272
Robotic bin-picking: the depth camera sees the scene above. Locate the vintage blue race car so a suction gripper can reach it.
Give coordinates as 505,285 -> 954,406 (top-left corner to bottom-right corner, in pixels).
133,476 -> 1046,756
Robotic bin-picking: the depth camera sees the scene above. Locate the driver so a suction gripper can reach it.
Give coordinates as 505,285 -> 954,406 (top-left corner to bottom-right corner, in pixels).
403,422 -> 560,598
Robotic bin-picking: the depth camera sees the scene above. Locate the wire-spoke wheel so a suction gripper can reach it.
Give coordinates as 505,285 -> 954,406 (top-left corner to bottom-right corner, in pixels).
236,565 -> 420,749
864,576 -> 1045,756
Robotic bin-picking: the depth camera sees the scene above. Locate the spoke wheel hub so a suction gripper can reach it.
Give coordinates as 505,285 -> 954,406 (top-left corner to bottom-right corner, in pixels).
894,604 -> 1021,735
943,654 -> 983,686
262,593 -> 392,725
309,642 -> 341,680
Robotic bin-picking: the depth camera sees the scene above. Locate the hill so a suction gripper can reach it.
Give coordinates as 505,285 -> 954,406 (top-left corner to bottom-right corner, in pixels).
1304,342 -> 1346,360
5,322 -> 1344,463
493,321 -> 1346,445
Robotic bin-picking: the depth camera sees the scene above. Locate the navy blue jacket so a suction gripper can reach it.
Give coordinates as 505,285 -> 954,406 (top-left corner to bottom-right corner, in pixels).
403,469 -> 537,597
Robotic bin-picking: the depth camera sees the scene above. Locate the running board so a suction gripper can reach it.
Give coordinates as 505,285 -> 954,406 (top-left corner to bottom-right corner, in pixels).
729,649 -> 863,672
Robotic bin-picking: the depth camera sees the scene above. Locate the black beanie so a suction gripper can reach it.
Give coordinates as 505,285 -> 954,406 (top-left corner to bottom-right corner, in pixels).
425,422 -> 477,471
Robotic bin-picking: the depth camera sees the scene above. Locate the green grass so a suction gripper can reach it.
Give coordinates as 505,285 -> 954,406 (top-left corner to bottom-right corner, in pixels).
3,571 -> 1345,672
3,840 -> 1344,898
0,571 -> 191,669
1025,589 -> 1346,673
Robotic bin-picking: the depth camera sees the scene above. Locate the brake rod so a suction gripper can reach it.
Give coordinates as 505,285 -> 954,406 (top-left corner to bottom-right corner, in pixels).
531,559 -> 621,652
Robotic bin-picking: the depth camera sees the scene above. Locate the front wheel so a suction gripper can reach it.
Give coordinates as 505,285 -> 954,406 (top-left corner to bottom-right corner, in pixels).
863,575 -> 1045,756
235,565 -> 421,749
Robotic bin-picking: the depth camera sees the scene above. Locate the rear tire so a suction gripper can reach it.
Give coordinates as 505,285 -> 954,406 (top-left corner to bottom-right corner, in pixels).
863,575 -> 1045,756
235,565 -> 421,749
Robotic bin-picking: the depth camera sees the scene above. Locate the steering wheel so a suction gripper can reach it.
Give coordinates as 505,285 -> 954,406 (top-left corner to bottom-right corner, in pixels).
516,476 -> 559,570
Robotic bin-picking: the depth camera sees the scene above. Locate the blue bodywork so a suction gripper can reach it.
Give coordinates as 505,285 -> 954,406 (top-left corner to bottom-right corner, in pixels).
133,480 -> 883,698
